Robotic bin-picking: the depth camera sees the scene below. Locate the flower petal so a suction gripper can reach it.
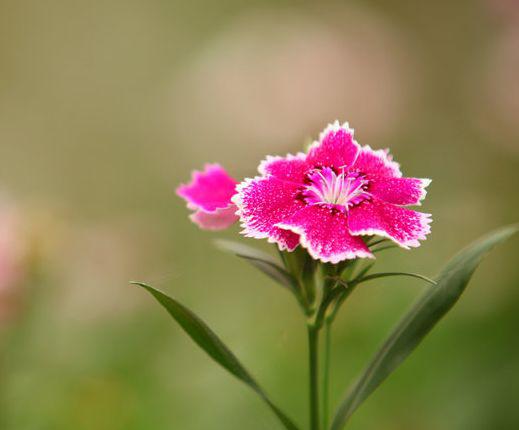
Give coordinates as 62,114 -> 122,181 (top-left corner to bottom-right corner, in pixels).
276,205 -> 373,263
190,205 -> 238,231
307,121 -> 360,169
348,199 -> 432,248
233,176 -> 304,251
258,153 -> 309,183
176,164 -> 237,212
368,178 -> 431,206
352,145 -> 402,178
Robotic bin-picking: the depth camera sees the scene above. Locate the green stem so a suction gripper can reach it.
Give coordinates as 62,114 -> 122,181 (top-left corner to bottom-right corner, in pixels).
322,320 -> 331,430
307,325 -> 320,430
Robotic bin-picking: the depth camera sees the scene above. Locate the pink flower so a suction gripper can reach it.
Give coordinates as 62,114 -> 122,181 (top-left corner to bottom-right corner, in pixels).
176,164 -> 239,230
233,121 -> 431,263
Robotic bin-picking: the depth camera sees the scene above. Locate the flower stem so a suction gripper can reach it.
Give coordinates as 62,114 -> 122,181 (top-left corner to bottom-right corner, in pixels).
307,324 -> 320,430
322,320 -> 331,430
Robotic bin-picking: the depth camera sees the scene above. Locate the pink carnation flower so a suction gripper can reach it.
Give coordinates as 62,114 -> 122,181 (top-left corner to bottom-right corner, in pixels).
176,164 -> 239,230
233,121 -> 431,263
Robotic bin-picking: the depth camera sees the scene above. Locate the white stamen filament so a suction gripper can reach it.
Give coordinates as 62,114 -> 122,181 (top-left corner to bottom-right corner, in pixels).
303,168 -> 369,208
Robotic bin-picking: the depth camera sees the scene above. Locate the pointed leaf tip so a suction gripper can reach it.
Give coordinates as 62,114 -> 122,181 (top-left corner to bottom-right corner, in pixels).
331,224 -> 518,430
137,281 -> 300,430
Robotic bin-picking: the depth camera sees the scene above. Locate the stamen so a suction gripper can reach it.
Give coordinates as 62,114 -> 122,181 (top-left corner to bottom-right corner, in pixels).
302,167 -> 370,209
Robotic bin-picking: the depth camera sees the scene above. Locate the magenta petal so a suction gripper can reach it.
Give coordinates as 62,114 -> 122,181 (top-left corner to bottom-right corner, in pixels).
352,145 -> 402,178
348,199 -> 432,248
233,176 -> 304,251
176,164 -> 237,212
369,177 -> 431,206
276,205 -> 373,263
258,153 -> 310,183
190,205 -> 238,231
307,121 -> 361,169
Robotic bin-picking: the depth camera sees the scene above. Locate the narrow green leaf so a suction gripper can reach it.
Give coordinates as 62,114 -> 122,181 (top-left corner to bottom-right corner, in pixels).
215,239 -> 297,291
215,239 -> 278,263
353,272 -> 437,286
371,244 -> 398,254
331,224 -> 518,430
366,238 -> 388,247
350,261 -> 375,280
239,255 -> 297,290
132,282 -> 300,430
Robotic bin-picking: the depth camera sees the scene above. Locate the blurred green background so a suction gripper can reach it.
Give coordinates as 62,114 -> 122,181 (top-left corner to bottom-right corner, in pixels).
0,0 -> 518,429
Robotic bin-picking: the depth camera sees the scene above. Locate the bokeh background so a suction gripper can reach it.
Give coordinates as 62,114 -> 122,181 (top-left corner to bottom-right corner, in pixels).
0,0 -> 518,429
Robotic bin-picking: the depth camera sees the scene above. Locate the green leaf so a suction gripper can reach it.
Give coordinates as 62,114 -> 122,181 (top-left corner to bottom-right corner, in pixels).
331,224 -> 518,430
215,239 -> 297,291
132,282 -> 300,430
366,238 -> 388,247
352,272 -> 437,286
215,239 -> 278,263
371,244 -> 398,254
350,262 -> 375,282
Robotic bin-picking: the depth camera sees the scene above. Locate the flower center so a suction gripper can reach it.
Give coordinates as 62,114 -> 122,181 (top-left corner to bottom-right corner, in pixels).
301,167 -> 370,209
